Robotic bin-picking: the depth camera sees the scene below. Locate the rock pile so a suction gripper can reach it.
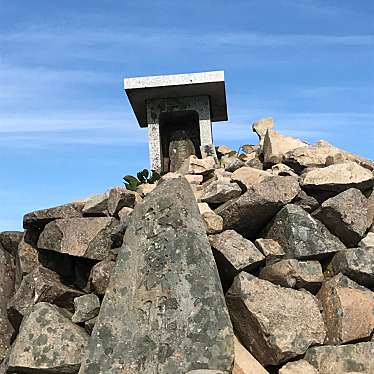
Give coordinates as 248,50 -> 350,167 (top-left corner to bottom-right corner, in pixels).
1,117 -> 374,373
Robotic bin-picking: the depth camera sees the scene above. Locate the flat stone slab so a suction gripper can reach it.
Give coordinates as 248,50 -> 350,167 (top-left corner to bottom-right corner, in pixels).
79,177 -> 234,373
124,71 -> 227,127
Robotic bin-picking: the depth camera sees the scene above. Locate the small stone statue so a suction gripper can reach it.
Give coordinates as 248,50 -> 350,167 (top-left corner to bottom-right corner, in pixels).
169,129 -> 196,172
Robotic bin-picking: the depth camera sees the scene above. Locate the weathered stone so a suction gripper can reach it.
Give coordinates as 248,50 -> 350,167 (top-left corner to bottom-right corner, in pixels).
107,187 -> 139,216
7,265 -> 83,330
8,302 -> 89,373
0,246 -> 15,361
254,238 -> 285,265
263,129 -> 306,165
38,217 -> 118,260
216,176 -> 300,238
185,174 -> 204,185
265,204 -> 346,259
79,178 -> 234,373
82,192 -> 109,215
313,188 -> 369,247
279,360 -> 318,374
225,158 -> 245,172
284,140 -> 374,173
84,317 -> 97,335
169,134 -> 196,172
332,247 -> 374,287
359,232 -> 374,248
245,157 -> 263,170
23,202 -> 84,230
136,183 -> 156,197
292,190 -> 319,213
0,231 -> 23,256
317,273 -> 374,344
72,294 -> 101,324
88,260 -> 115,296
232,336 -> 269,374
304,342 -> 374,374
271,163 -> 298,177
367,191 -> 374,229
209,230 -> 264,289
259,259 -> 323,292
201,180 -> 242,204
252,117 -> 274,145
217,145 -> 234,157
178,155 -> 216,175
301,162 -> 374,192
117,206 -> 133,223
231,167 -> 270,191
198,203 -> 224,234
226,272 -> 325,366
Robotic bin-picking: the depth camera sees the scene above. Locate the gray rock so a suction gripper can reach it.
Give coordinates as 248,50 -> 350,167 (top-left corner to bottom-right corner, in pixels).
23,202 -> 84,230
292,190 -> 319,213
198,203 -> 224,235
245,157 -> 263,170
79,178 -> 234,373
0,231 -> 23,256
82,192 -> 109,215
313,188 -> 369,247
88,260 -> 115,296
254,238 -> 285,265
107,187 -> 139,216
367,191 -> 374,229
8,302 -> 89,373
201,180 -> 242,204
259,259 -> 324,292
332,247 -> 374,287
265,204 -> 346,259
216,176 -> 300,238
84,317 -> 97,335
7,265 -> 83,330
72,294 -> 100,324
38,217 -> 118,260
226,272 -> 325,366
225,158 -> 245,172
304,342 -> 374,374
359,232 -> 374,248
209,230 -> 264,290
0,246 -> 15,361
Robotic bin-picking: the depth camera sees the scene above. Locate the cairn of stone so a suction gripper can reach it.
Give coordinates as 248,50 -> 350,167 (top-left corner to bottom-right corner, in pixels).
1,116 -> 374,374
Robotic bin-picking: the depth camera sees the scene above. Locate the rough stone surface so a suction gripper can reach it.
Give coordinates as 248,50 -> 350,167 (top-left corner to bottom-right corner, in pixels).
263,129 -> 306,165
292,190 -> 319,213
279,360 -> 318,374
216,176 -> 300,238
226,272 -> 326,366
332,247 -> 374,287
179,155 -> 216,175
117,206 -> 133,223
231,167 -> 270,191
367,191 -> 374,229
259,259 -> 323,292
198,203 -> 224,234
217,145 -> 234,156
359,231 -> 374,248
225,158 -> 245,172
136,183 -> 156,197
317,274 -> 374,344
72,294 -> 101,324
270,163 -> 298,177
0,231 -> 23,256
313,188 -> 369,247
23,202 -> 84,230
185,174 -> 204,185
7,265 -> 83,330
304,342 -> 374,374
209,230 -> 264,288
82,192 -> 109,215
301,162 -> 374,192
79,178 -> 234,373
265,204 -> 346,259
89,260 -> 115,296
38,217 -> 118,260
107,187 -> 139,215
252,117 -> 274,145
0,246 -> 15,361
201,180 -> 242,204
232,336 -> 269,374
8,302 -> 89,373
254,238 -> 285,265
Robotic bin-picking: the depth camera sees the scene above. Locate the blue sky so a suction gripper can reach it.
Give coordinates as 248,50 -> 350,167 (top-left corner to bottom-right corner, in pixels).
1,0 -> 373,230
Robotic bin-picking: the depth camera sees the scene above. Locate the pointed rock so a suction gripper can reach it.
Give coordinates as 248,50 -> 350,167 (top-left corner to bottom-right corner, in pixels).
252,117 -> 274,145
79,178 -> 234,373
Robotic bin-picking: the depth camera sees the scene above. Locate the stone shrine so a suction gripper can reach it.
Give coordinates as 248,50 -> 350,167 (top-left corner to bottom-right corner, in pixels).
124,71 -> 228,172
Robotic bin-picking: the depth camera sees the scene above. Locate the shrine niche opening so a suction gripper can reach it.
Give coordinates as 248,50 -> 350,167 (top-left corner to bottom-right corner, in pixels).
159,110 -> 201,172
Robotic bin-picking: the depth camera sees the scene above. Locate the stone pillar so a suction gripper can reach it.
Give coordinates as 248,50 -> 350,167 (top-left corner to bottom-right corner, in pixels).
148,122 -> 162,172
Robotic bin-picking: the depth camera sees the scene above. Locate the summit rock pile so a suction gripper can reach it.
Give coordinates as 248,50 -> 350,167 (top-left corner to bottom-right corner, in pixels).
1,117 -> 374,373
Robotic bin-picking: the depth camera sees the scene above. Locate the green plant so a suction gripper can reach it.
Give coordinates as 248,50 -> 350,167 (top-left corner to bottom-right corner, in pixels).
123,169 -> 163,191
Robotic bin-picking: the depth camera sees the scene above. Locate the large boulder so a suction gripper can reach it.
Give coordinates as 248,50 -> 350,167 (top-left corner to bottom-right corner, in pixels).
317,274 -> 374,345
0,246 -> 15,361
313,188 -> 369,247
231,167 -> 270,191
38,217 -> 118,260
7,302 -> 89,373
301,162 -> 374,192
82,192 -> 109,215
226,272 -> 325,366
201,180 -> 242,204
23,202 -> 84,230
304,342 -> 374,374
216,176 -> 300,238
79,178 -> 234,373
332,247 -> 374,287
265,204 -> 346,259
107,187 -> 139,216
